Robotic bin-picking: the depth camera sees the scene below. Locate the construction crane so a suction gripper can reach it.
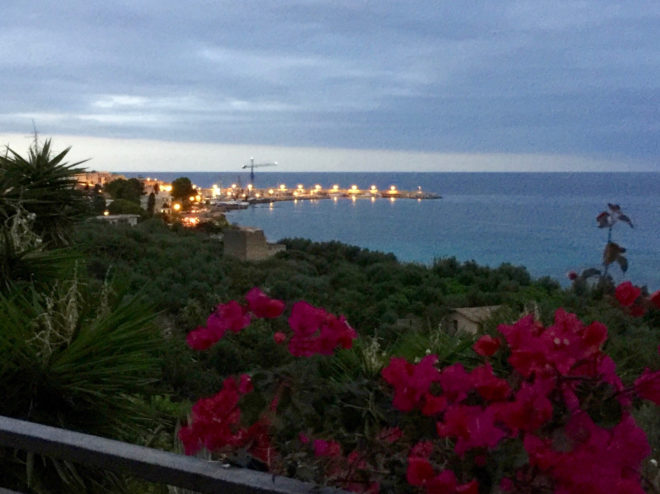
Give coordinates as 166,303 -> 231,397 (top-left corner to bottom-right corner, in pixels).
242,157 -> 277,185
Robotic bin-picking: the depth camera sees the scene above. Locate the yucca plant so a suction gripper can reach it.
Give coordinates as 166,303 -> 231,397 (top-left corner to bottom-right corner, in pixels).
0,278 -> 168,492
0,138 -> 88,246
0,206 -> 76,293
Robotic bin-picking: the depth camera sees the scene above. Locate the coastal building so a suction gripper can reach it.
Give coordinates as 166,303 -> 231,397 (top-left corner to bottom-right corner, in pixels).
223,226 -> 285,261
446,306 -> 501,335
93,214 -> 140,226
75,171 -> 125,187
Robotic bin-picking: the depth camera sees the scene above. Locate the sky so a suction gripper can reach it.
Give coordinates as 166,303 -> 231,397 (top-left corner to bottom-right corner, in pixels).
1,1 -> 659,172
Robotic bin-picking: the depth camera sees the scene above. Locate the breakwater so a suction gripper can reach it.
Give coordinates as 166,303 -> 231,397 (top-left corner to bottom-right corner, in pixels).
212,183 -> 441,206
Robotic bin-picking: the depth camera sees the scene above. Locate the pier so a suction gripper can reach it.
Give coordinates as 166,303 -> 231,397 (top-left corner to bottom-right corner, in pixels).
208,183 -> 441,209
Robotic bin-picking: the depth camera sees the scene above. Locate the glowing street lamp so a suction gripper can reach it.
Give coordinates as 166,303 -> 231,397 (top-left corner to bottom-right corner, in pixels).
173,203 -> 181,211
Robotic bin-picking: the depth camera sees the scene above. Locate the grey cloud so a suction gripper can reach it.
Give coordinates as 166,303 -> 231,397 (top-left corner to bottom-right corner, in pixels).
0,0 -> 658,167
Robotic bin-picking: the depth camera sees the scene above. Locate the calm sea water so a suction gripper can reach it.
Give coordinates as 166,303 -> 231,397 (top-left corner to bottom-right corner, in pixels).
125,172 -> 660,289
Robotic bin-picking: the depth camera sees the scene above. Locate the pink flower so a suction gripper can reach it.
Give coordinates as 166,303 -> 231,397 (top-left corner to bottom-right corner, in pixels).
208,300 -> 251,334
377,427 -> 403,443
650,290 -> 660,309
406,457 -> 435,486
615,281 -> 641,307
287,301 -> 357,357
382,355 -> 441,412
470,364 -> 511,402
493,378 -> 554,434
634,367 -> 660,405
473,335 -> 501,357
313,439 -> 341,457
437,405 -> 506,456
245,287 -> 285,318
186,326 -> 220,350
273,332 -> 286,344
179,375 -> 253,455
421,393 -> 448,416
438,363 -> 473,402
409,440 -> 434,459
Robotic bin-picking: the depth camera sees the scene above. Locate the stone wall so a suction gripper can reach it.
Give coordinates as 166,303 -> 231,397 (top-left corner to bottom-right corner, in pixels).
224,227 -> 285,261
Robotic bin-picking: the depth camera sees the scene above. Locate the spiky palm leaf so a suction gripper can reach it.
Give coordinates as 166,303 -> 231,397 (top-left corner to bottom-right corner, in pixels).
0,282 -> 166,492
0,139 -> 89,246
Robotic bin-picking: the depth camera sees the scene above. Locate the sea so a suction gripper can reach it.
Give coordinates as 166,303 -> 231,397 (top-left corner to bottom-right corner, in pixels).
124,172 -> 660,290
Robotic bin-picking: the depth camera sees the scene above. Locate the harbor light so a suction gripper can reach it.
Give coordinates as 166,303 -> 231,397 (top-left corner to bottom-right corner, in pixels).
247,184 -> 253,191
331,185 -> 339,192
268,189 -> 274,195
103,210 -> 109,216
195,195 -> 201,202
231,184 -> 237,189
388,185 -> 398,194
173,203 -> 181,211
293,191 -> 299,197
349,185 -> 359,193
370,185 -> 378,193
314,184 -> 322,191
279,184 -> 287,191
297,184 -> 304,190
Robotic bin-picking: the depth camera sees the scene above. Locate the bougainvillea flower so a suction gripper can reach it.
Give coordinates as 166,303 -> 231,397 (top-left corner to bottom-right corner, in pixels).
437,405 -> 506,456
287,301 -> 357,357
634,367 -> 660,405
615,281 -> 641,307
470,364 -> 511,402
245,287 -> 285,318
409,440 -> 434,459
377,427 -> 403,443
650,290 -> 660,309
421,393 -> 448,416
186,326 -> 220,350
493,378 -> 554,434
406,457 -> 435,486
424,469 -> 479,494
473,335 -> 501,357
208,300 -> 251,334
382,355 -> 441,412
179,375 -> 253,455
273,331 -> 286,344
438,363 -> 473,402
313,439 -> 342,457
288,301 -> 327,336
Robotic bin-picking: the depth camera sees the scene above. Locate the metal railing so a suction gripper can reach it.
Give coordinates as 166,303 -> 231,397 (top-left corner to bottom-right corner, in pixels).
0,415 -> 345,493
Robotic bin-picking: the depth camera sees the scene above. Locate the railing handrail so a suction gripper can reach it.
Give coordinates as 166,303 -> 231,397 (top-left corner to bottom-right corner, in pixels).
0,415 -> 346,493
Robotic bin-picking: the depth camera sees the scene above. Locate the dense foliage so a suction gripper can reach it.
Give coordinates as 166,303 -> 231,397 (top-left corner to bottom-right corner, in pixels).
1,143 -> 658,492
179,289 -> 660,493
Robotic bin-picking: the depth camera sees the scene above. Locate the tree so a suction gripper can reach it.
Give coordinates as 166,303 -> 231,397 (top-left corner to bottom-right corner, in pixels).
171,177 -> 195,203
146,192 -> 156,216
108,198 -> 143,215
104,178 -> 144,205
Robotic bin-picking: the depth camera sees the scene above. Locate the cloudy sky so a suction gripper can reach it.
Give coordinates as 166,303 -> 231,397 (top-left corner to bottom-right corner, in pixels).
1,1 -> 659,172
